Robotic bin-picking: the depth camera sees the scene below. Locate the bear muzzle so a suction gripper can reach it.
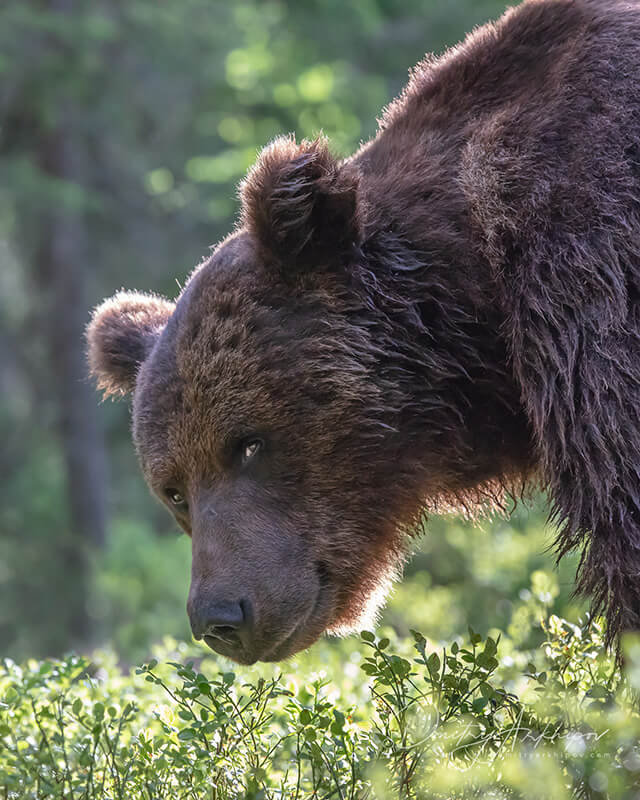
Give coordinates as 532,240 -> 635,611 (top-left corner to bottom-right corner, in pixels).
187,594 -> 256,662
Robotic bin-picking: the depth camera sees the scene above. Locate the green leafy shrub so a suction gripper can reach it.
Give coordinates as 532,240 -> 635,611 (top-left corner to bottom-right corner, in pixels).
3,588 -> 640,799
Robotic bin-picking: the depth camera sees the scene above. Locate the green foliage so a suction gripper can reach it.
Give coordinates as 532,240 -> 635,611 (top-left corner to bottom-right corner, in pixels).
0,418 -> 82,658
387,503 -> 584,651
2,596 -> 640,799
92,519 -> 192,663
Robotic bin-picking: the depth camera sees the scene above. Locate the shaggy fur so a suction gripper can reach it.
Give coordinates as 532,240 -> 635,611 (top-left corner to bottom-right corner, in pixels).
88,0 -> 640,662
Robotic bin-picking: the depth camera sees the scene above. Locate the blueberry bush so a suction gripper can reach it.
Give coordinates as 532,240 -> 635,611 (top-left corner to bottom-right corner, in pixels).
3,579 -> 640,799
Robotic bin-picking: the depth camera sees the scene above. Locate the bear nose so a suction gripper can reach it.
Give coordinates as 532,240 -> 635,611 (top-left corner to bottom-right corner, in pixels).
188,598 -> 247,641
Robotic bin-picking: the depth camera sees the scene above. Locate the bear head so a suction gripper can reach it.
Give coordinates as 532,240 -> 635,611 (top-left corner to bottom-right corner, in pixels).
87,136 -> 474,664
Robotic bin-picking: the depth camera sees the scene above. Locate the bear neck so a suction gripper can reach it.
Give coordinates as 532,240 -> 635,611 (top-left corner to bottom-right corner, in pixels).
351,188 -> 535,510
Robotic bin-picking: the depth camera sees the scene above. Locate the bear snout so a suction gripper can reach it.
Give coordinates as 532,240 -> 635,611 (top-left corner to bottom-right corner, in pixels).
187,591 -> 257,662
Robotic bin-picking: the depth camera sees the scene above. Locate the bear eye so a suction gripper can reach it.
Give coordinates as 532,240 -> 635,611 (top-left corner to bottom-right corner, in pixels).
241,438 -> 263,465
166,488 -> 187,508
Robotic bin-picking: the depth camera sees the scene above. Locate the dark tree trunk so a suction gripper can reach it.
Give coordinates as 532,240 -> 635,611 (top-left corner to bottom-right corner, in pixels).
36,126 -> 109,644
35,79 -> 109,643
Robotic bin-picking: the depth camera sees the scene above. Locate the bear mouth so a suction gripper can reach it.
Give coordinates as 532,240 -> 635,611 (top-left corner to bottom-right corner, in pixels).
261,581 -> 334,663
202,566 -> 335,664
203,633 -> 255,664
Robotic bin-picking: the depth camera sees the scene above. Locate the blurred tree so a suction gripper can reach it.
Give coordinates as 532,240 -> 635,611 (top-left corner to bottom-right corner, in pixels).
1,0 -> 111,644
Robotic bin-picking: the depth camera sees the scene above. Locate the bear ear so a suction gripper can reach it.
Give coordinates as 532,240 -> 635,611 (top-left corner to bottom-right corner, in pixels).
239,135 -> 362,272
87,291 -> 174,398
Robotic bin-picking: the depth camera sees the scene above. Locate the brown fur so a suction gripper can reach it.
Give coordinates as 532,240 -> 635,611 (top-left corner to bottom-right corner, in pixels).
88,0 -> 640,662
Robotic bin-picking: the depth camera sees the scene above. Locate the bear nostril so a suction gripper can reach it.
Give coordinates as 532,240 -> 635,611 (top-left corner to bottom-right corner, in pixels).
189,598 -> 247,641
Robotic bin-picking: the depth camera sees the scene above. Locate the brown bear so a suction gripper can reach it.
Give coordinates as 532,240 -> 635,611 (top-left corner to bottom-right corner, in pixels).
88,0 -> 640,664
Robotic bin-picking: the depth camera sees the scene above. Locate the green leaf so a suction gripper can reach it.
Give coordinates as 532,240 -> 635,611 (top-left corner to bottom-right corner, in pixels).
472,697 -> 489,712
361,631 -> 375,643
299,709 -> 313,725
4,688 -> 18,705
427,652 -> 441,675
468,627 -> 482,645
390,656 -> 411,677
476,653 -> 499,671
484,637 -> 497,657
330,709 -> 345,735
177,729 -> 196,741
585,685 -> 609,699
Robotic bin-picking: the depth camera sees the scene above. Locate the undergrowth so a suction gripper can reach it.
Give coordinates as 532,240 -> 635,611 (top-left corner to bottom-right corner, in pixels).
2,598 -> 640,799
